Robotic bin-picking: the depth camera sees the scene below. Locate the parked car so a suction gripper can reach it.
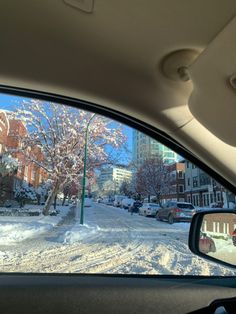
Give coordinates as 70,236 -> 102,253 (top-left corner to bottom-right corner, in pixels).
121,198 -> 135,209
139,203 -> 161,217
113,195 -> 125,207
84,197 -> 92,207
157,201 -> 195,224
129,201 -> 143,213
106,199 -> 114,206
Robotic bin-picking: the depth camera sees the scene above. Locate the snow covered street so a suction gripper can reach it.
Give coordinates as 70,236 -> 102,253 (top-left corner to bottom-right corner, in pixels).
0,203 -> 235,276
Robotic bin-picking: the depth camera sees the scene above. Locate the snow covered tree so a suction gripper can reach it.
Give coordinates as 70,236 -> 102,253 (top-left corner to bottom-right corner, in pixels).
14,182 -> 37,208
0,153 -> 18,202
11,100 -> 126,215
0,154 -> 18,177
35,180 -> 52,205
135,156 -> 172,205
119,180 -> 133,197
62,181 -> 78,205
101,179 -> 116,197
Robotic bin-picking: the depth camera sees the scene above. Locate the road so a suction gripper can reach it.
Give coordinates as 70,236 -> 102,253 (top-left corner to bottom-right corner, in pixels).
0,203 -> 234,276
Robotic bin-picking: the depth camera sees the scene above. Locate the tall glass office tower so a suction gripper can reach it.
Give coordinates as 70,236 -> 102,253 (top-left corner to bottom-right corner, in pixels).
132,130 -> 178,168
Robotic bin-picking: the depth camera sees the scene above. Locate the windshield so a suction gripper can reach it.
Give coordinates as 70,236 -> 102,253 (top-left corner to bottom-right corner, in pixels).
0,93 -> 235,276
177,204 -> 195,209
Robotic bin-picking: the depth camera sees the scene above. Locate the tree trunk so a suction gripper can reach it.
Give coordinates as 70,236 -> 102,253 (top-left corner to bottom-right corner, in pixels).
53,194 -> 57,209
43,181 -> 60,215
62,192 -> 68,206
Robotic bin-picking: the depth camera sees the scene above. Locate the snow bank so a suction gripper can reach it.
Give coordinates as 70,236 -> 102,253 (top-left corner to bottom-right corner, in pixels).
0,205 -> 70,245
63,223 -> 101,244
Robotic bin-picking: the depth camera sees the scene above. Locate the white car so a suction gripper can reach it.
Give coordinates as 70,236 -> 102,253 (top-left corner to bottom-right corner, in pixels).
139,203 -> 161,217
121,198 -> 135,209
113,195 -> 125,207
84,198 -> 92,207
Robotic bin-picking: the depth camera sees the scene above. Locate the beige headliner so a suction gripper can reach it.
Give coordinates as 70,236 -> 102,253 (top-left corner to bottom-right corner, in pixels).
0,0 -> 235,185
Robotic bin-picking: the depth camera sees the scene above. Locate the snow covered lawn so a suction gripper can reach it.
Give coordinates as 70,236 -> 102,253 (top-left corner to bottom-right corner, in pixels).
0,205 -> 71,245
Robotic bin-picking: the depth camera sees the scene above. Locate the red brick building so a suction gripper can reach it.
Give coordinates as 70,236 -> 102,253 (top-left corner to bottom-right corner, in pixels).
0,111 -> 47,202
0,111 -> 10,153
202,213 -> 236,236
161,161 -> 186,203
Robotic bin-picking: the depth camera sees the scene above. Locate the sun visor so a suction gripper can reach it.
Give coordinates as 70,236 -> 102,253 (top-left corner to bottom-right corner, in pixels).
188,16 -> 236,146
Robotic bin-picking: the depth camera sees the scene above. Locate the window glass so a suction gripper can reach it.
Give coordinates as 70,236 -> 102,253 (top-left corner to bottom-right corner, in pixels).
177,203 -> 195,209
0,93 -> 235,276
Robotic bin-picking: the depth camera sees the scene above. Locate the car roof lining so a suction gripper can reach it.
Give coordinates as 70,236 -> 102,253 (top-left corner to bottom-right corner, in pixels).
0,0 -> 236,185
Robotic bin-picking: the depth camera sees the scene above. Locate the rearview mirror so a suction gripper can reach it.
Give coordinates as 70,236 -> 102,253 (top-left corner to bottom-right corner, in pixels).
189,210 -> 236,268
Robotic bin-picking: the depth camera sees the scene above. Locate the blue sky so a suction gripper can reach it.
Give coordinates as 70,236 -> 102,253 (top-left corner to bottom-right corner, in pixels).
0,93 -> 25,111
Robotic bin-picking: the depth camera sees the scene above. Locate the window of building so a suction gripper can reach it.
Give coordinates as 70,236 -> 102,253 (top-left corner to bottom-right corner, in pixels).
210,193 -> 214,204
213,222 -> 220,233
213,222 -> 216,233
178,171 -> 183,179
223,223 -> 229,235
24,165 -> 28,181
202,220 -> 207,232
187,178 -> 190,186
178,185 -> 184,193
192,194 -> 200,207
216,191 -> 222,202
203,193 -> 210,206
31,169 -> 36,181
193,177 -> 198,187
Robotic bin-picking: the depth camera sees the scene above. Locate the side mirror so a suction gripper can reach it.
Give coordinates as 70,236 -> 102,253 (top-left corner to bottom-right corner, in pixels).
189,209 -> 236,268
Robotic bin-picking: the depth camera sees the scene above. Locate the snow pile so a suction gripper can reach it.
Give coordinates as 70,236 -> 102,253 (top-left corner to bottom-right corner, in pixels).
0,222 -> 52,245
0,205 -> 70,245
63,223 -> 101,244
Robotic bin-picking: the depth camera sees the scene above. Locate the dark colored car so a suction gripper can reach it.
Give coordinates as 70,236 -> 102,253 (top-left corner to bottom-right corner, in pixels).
129,201 -> 142,213
157,201 -> 195,224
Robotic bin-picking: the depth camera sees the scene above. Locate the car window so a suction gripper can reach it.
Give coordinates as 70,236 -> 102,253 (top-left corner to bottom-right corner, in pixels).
177,203 -> 195,209
0,92 -> 235,276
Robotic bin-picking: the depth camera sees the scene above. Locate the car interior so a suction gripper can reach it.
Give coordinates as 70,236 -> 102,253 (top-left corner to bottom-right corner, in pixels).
0,0 -> 236,313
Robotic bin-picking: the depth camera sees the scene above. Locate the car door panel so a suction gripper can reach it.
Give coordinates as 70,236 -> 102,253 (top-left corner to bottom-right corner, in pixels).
0,275 -> 236,314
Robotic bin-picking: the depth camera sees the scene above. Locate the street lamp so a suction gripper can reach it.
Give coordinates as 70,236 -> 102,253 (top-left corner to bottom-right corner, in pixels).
79,113 -> 96,225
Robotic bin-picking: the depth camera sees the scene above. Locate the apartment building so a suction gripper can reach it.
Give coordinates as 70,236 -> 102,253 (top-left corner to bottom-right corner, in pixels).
0,111 -> 47,202
202,213 -> 236,237
161,161 -> 186,203
97,165 -> 132,193
185,161 -> 224,207
132,130 -> 178,168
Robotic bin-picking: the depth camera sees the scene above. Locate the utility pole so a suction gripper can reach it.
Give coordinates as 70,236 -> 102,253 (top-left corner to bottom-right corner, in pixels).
79,113 -> 96,225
